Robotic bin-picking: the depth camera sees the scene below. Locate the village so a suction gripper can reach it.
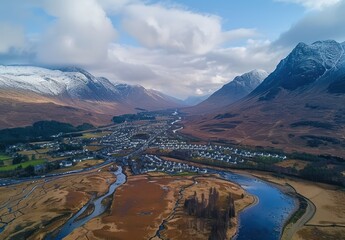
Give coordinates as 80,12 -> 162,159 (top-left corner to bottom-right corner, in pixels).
130,154 -> 208,175
0,112 -> 287,178
152,137 -> 287,165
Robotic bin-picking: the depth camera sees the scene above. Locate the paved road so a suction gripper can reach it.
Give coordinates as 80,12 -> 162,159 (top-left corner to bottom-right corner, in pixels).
0,157 -> 114,187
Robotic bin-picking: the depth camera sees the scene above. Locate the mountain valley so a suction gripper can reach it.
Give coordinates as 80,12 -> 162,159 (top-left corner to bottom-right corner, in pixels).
183,40 -> 345,158
0,66 -> 184,129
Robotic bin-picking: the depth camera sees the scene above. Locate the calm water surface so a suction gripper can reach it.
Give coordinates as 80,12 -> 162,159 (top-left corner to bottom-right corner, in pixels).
218,171 -> 296,240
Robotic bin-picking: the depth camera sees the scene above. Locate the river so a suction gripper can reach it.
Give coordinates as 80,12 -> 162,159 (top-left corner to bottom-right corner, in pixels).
46,166 -> 295,240
217,171 -> 296,240
47,166 -> 126,240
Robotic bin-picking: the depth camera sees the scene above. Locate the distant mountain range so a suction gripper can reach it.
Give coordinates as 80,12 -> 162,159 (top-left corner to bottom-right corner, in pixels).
3,40 -> 345,158
183,94 -> 211,106
183,40 -> 345,158
187,69 -> 267,113
0,66 -> 184,129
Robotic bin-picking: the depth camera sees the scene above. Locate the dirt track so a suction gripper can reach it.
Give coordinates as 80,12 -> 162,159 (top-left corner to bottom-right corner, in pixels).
283,197 -> 316,240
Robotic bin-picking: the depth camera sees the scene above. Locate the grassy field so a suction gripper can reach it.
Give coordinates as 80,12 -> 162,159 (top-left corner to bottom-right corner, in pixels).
35,148 -> 52,154
18,150 -> 37,159
0,154 -> 12,166
84,145 -> 104,151
50,159 -> 104,174
0,154 -> 11,161
81,131 -> 111,139
0,159 -> 45,171
275,159 -> 309,171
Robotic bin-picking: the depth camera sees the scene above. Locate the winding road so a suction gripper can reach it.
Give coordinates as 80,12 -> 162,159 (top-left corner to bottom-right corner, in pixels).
283,196 -> 316,240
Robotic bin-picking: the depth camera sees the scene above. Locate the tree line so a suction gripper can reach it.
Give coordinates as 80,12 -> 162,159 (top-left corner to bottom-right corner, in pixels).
0,121 -> 93,145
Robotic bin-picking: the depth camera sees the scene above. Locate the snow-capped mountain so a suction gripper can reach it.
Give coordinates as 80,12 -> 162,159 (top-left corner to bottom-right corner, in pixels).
184,40 -> 345,158
187,69 -> 268,113
212,69 -> 268,101
0,66 -> 184,128
0,66 -> 105,98
253,40 -> 345,98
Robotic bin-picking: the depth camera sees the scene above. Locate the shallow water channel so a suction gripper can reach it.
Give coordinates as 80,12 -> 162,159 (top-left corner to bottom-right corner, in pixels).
49,166 -> 295,240
47,166 -> 126,240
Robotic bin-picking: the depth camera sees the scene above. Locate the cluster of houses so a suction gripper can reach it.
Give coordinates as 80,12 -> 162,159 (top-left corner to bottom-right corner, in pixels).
35,142 -> 60,150
130,154 -> 208,175
152,138 -> 287,165
52,149 -> 88,158
99,121 -> 170,156
100,126 -> 144,155
59,156 -> 95,168
194,150 -> 244,164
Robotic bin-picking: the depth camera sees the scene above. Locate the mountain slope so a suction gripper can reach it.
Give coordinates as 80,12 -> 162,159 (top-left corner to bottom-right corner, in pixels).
183,40 -> 345,158
186,70 -> 268,113
183,94 -> 211,106
0,66 -> 184,129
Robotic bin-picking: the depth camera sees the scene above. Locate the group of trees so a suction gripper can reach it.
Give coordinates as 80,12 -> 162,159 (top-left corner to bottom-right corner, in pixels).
112,113 -> 155,124
12,154 -> 29,165
299,163 -> 344,185
0,121 -> 94,145
184,187 -> 235,240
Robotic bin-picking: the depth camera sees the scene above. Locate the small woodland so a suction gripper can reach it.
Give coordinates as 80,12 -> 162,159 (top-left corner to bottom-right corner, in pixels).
184,187 -> 236,240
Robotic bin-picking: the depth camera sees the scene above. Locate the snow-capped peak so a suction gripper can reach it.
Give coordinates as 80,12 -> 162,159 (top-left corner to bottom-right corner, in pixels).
230,69 -> 268,89
0,65 -> 183,107
0,65 -> 134,102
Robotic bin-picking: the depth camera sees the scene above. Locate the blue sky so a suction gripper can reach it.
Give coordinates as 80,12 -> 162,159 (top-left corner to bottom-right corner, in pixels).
157,0 -> 304,39
0,0 -> 345,98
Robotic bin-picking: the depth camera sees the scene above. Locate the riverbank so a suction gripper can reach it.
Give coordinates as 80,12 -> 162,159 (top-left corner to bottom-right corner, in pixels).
231,194 -> 259,240
246,171 -> 345,240
65,172 -> 195,239
160,156 -> 298,239
159,157 -> 345,240
0,163 -> 117,240
159,176 -> 256,240
65,172 -> 255,240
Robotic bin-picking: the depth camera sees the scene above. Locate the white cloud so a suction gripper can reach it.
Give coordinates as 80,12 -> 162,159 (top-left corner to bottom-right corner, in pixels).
122,4 -> 256,54
90,39 -> 283,99
36,0 -> 116,65
274,0 -> 345,47
0,23 -> 25,53
0,0 -> 288,98
223,28 -> 259,42
195,88 -> 204,95
276,0 -> 342,10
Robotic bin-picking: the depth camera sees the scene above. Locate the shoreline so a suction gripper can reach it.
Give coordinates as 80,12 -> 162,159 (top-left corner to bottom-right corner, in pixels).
280,190 -> 316,240
243,170 -> 317,240
160,157 -> 303,239
230,194 -> 259,240
229,172 -> 300,240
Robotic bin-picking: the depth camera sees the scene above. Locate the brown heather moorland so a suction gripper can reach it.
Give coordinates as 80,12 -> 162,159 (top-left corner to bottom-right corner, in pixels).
0,165 -> 116,239
66,172 -> 254,240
